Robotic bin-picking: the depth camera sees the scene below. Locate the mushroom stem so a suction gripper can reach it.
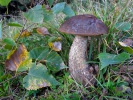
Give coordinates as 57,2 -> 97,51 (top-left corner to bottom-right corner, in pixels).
69,36 -> 95,86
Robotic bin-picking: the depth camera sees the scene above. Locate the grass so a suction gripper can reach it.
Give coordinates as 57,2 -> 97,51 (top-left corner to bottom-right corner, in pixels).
0,0 -> 133,99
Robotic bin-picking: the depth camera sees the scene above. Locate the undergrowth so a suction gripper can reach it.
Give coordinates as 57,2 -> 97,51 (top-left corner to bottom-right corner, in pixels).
0,0 -> 133,99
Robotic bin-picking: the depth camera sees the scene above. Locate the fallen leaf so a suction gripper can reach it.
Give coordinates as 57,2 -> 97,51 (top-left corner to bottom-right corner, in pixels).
5,44 -> 32,71
36,27 -> 50,35
122,38 -> 133,47
48,41 -> 62,51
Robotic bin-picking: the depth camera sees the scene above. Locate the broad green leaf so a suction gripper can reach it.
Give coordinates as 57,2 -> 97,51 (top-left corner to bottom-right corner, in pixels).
48,0 -> 54,6
23,63 -> 60,90
0,0 -> 11,6
43,9 -> 54,21
0,21 -> 2,39
115,22 -> 131,31
8,22 -> 23,27
98,52 -> 130,70
118,42 -> 133,54
24,5 -> 43,23
3,38 -> 16,46
46,51 -> 67,72
52,2 -> 65,14
30,47 -> 49,60
63,5 -> 75,17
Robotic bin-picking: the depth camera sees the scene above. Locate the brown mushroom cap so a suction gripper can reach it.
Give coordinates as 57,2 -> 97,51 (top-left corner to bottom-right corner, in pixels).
59,14 -> 108,36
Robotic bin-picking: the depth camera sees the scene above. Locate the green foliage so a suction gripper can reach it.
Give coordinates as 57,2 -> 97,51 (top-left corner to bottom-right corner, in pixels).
115,22 -> 131,31
0,0 -> 11,6
8,22 -> 23,27
0,21 -> 2,39
46,51 -> 67,72
47,0 -> 54,6
23,63 -> 60,90
24,5 -> 44,23
3,38 -> 16,46
52,2 -> 66,14
0,0 -> 133,99
98,52 -> 130,70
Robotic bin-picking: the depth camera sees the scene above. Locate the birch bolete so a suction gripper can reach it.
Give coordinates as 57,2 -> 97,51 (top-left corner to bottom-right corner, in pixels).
59,14 -> 108,86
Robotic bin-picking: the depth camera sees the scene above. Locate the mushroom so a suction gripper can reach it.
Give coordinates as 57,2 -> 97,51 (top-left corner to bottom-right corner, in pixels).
59,14 -> 108,86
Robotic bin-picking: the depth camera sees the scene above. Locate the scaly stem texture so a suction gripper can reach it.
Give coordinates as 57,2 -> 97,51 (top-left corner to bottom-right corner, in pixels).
69,36 -> 95,86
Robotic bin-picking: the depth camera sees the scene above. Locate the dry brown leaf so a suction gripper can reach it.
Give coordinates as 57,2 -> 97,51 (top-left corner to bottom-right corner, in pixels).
122,38 -> 133,47
5,44 -> 29,71
36,27 -> 50,35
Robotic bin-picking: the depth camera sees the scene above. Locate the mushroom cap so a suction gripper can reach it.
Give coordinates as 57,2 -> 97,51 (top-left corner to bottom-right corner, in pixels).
59,14 -> 108,36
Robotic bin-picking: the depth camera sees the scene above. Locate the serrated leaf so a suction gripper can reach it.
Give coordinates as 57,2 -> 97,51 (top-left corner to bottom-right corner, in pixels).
24,5 -> 43,23
46,51 -> 67,72
23,63 -> 60,90
0,0 -> 11,6
52,2 -> 65,14
36,27 -> 50,35
48,0 -> 54,6
8,22 -> 23,27
63,5 -> 75,17
98,52 -> 130,70
115,22 -> 131,31
48,41 -> 62,51
3,38 -> 16,46
0,21 -> 2,39
30,47 -> 49,60
118,42 -> 133,54
5,44 -> 32,71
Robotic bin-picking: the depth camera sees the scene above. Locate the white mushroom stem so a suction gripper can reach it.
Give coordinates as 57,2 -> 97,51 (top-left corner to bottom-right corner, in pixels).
69,36 -> 95,86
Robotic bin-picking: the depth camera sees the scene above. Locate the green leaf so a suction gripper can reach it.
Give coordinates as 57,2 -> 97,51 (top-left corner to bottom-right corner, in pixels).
43,9 -> 54,21
98,52 -> 130,70
23,63 -> 60,90
46,51 -> 67,72
8,22 -> 23,27
48,0 -> 54,6
30,47 -> 49,61
3,38 -> 16,46
63,5 -> 75,17
24,5 -> 43,23
115,22 -> 131,31
52,2 -> 65,14
0,0 -> 11,6
0,21 -> 2,39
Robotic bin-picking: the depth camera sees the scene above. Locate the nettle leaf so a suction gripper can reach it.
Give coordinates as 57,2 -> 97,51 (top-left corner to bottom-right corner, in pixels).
0,0 -> 11,6
8,22 -> 23,27
3,38 -> 16,46
30,47 -> 49,61
48,0 -> 54,6
63,5 -> 75,17
115,22 -> 131,31
0,21 -> 2,39
98,52 -> 130,70
52,2 -> 65,14
46,51 -> 67,72
5,44 -> 32,71
24,5 -> 43,23
23,63 -> 60,90
118,42 -> 133,54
